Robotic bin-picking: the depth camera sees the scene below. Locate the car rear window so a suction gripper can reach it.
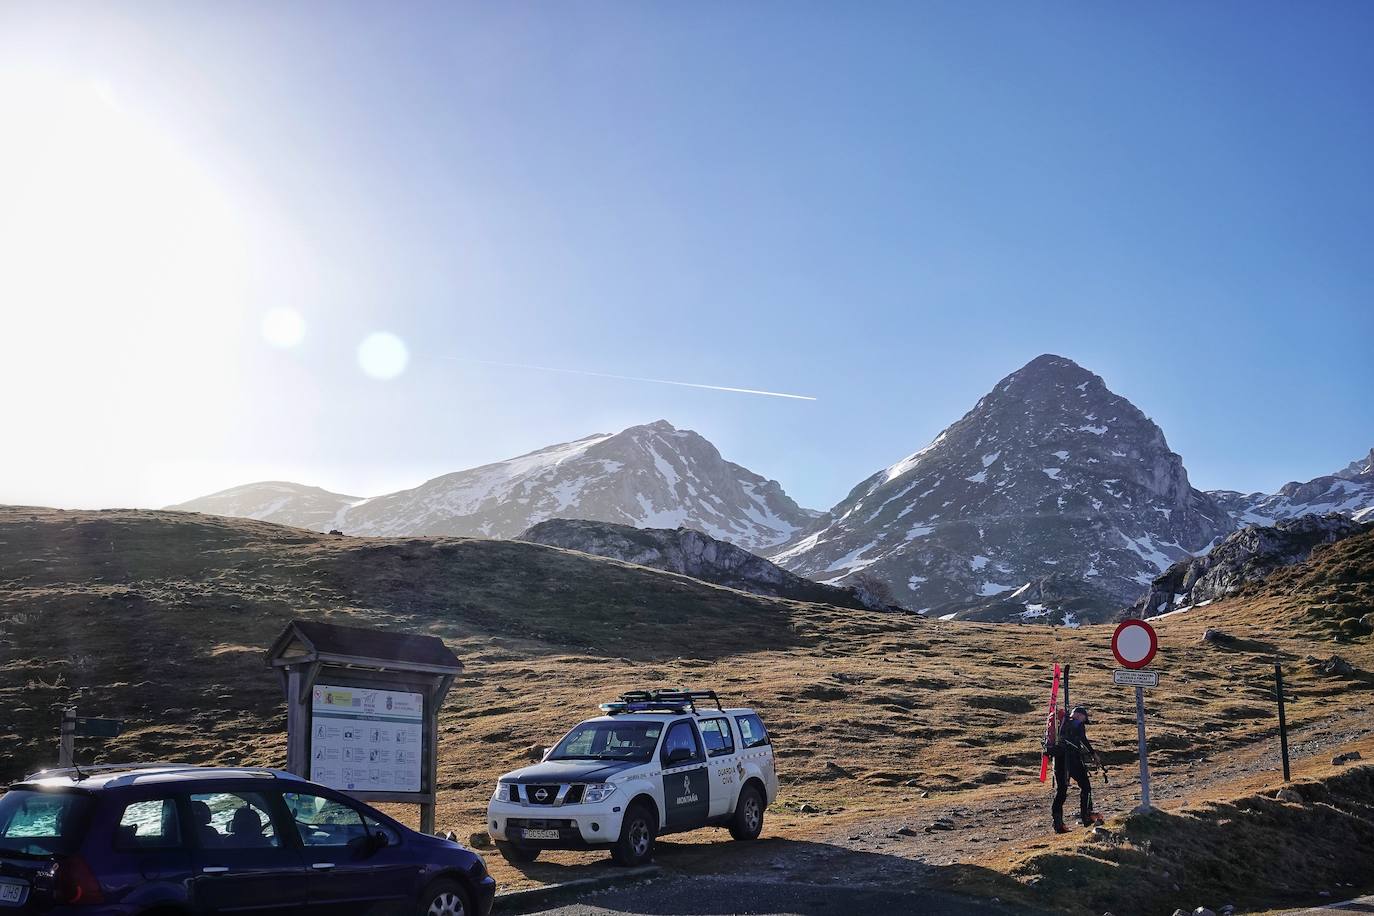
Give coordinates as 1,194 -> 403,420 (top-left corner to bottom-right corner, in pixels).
0,790 -> 93,856
734,714 -> 770,749
698,718 -> 735,757
116,798 -> 183,851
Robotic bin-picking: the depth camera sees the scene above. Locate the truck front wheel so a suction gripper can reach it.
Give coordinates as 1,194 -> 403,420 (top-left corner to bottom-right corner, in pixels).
610,802 -> 656,866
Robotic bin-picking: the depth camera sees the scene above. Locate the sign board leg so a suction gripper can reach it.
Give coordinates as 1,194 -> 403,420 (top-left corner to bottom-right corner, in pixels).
420,802 -> 435,835
1133,685 -> 1151,813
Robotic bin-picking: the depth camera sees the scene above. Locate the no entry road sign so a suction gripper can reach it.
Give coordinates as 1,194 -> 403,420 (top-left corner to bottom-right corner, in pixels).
1112,619 -> 1158,669
1113,669 -> 1159,688
1110,619 -> 1160,814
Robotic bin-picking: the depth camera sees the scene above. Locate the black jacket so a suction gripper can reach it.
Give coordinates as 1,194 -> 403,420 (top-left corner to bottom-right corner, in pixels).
1058,717 -> 1093,759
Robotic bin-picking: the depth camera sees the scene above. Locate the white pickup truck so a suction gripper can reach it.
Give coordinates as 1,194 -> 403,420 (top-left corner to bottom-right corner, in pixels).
486,689 -> 777,866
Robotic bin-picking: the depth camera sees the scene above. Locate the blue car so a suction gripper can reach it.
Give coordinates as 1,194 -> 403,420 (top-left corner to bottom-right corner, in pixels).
0,764 -> 495,915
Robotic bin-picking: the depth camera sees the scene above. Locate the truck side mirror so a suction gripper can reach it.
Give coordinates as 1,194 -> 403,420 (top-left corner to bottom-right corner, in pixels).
666,747 -> 693,765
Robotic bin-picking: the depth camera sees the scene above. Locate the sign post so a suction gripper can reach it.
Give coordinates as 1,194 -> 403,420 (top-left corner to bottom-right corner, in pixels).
1133,685 -> 1151,811
58,708 -> 123,768
1111,619 -> 1159,814
1275,663 -> 1291,783
59,708 -> 75,768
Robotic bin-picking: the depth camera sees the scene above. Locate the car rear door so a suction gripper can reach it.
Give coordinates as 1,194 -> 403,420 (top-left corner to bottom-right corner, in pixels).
186,789 -> 306,914
658,719 -> 710,831
106,793 -> 193,906
282,790 -> 414,914
696,717 -> 740,818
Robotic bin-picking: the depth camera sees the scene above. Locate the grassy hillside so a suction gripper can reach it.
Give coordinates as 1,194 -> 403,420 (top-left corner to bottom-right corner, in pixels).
2,506 -> 1371,913
0,506 -> 832,780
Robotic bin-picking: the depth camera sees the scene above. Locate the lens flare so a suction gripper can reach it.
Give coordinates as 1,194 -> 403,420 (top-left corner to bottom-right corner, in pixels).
358,332 -> 409,380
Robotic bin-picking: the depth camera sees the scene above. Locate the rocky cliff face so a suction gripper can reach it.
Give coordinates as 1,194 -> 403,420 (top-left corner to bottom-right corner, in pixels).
1132,513 -> 1371,617
520,518 -> 895,612
771,355 -> 1235,617
171,421 -> 814,552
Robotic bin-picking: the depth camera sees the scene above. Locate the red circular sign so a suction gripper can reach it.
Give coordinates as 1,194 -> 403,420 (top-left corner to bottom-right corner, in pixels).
1112,619 -> 1158,669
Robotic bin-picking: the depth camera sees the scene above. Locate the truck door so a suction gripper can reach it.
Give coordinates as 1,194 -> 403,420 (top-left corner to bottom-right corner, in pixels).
658,719 -> 709,831
696,717 -> 740,818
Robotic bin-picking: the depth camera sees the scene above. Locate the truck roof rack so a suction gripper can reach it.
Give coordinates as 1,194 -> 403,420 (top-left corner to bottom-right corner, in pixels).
601,688 -> 724,715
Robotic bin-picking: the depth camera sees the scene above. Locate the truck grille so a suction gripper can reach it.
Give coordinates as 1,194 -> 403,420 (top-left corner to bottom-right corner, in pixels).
523,784 -> 560,805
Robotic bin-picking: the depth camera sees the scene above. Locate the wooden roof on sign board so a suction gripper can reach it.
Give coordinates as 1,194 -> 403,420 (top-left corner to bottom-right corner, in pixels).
266,619 -> 463,674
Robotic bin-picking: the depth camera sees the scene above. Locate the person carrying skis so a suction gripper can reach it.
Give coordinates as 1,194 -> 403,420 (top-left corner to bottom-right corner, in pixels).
1052,705 -> 1103,832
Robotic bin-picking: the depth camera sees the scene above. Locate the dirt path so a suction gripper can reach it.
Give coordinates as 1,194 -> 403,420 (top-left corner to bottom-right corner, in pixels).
804,704 -> 1374,877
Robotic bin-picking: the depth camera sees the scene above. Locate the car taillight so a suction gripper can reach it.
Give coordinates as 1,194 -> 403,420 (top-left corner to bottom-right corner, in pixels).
54,856 -> 104,905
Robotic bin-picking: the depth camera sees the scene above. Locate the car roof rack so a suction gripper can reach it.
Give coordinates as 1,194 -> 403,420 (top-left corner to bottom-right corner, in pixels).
21,762 -> 298,783
601,688 -> 724,716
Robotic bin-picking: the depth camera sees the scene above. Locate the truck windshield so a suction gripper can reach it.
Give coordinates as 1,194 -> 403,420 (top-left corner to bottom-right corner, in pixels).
548,721 -> 663,763
0,790 -> 93,857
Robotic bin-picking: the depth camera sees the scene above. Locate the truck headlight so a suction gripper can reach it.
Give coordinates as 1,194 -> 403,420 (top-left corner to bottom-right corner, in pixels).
582,783 -> 617,804
494,782 -> 514,802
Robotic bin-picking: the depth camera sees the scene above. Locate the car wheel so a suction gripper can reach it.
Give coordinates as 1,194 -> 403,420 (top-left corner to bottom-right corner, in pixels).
495,841 -> 540,864
730,784 -> 765,841
610,802 -> 656,866
417,878 -> 472,916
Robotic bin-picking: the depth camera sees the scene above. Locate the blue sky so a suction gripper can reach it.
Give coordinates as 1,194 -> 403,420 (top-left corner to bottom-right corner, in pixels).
2,2 -> 1371,510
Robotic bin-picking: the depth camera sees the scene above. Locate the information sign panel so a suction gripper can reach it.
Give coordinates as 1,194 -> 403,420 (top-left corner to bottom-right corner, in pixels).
309,684 -> 424,793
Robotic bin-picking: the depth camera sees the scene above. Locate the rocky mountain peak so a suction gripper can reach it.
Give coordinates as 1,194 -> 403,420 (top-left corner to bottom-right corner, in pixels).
772,355 -> 1234,618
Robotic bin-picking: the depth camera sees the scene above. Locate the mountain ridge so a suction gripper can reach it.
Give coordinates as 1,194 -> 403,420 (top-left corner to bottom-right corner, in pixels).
166,362 -> 1373,620
170,420 -> 814,552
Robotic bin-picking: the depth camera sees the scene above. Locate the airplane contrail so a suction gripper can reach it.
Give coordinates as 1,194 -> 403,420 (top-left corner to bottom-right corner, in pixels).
441,357 -> 817,401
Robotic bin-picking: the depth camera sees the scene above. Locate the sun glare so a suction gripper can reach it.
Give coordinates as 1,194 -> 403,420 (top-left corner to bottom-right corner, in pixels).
261,307 -> 307,348
0,71 -> 252,481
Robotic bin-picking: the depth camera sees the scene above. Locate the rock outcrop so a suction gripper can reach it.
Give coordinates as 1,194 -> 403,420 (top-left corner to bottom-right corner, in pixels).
521,518 -> 898,612
1133,513 -> 1370,617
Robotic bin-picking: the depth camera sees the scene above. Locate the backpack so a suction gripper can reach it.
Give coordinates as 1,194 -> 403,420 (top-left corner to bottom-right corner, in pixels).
1043,706 -> 1067,757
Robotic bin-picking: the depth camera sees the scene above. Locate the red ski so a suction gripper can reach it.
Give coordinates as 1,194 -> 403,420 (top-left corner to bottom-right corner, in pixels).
1039,664 -> 1062,782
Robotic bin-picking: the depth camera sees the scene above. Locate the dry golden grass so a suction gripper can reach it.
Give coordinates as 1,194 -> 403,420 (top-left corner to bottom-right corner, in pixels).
2,507 -> 1371,914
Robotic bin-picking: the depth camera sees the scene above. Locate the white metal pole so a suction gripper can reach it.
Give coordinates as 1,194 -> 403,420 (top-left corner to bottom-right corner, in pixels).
1134,685 -> 1151,812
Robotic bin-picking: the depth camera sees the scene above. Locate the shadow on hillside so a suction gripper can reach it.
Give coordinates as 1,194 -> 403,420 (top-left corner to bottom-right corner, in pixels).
324,539 -> 823,661
1202,633 -> 1283,656
496,837 -> 1047,915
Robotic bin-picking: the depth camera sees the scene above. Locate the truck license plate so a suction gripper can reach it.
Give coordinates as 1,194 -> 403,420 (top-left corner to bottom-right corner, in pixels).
0,884 -> 26,905
521,828 -> 559,840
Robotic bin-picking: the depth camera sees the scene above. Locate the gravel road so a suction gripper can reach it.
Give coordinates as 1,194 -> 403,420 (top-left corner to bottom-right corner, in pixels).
499,873 -> 1039,915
